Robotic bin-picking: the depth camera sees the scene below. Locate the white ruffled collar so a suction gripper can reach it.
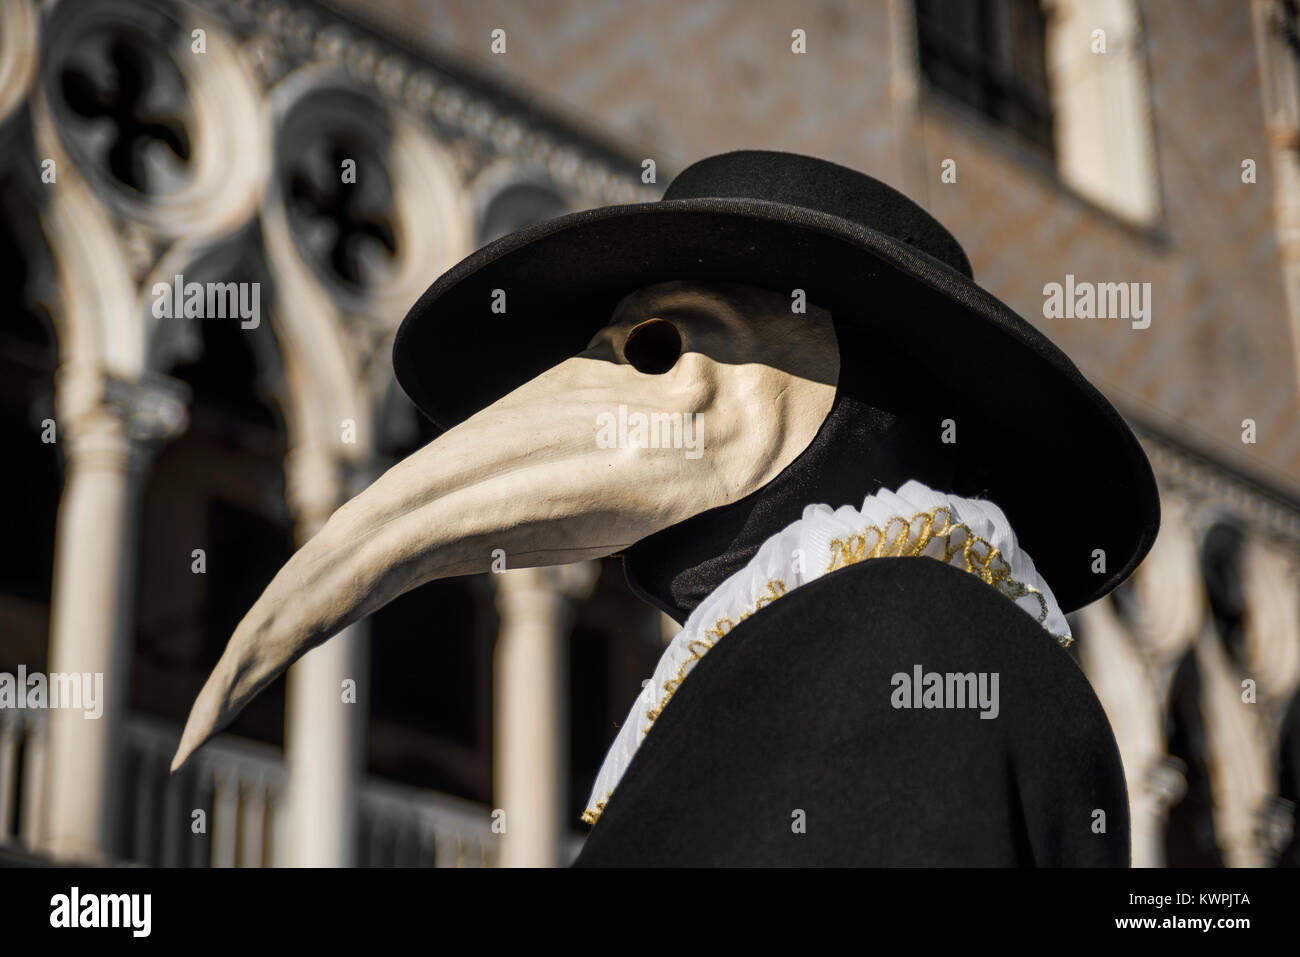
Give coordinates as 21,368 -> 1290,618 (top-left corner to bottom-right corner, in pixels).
582,479 -> 1071,825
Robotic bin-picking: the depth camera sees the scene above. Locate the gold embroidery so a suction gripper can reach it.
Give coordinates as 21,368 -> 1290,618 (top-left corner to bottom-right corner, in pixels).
581,792 -> 614,826
825,506 -> 1061,644
645,507 -> 1070,731
584,506 -> 1073,825
643,579 -> 787,727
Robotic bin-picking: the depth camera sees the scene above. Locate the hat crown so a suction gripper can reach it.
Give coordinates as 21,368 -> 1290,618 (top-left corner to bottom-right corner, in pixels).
663,150 -> 973,279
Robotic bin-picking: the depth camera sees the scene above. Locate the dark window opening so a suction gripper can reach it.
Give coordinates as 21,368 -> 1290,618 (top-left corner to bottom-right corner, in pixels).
134,300 -> 292,747
1162,650 -> 1225,867
367,575 -> 497,802
367,388 -> 497,803
915,0 -> 1055,155
478,183 -> 569,247
0,185 -> 60,675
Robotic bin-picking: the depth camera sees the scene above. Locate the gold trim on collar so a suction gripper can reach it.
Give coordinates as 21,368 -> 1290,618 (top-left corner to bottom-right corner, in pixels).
584,505 -> 1071,827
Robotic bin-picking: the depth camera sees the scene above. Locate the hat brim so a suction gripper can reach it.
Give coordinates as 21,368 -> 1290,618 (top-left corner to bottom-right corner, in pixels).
392,197 -> 1159,612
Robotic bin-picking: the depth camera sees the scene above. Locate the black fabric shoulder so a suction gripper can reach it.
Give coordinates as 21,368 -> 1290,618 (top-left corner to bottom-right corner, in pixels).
575,557 -> 1130,867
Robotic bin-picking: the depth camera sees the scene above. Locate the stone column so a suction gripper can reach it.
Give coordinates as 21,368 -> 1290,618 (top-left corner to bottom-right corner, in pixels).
1252,0 -> 1300,385
280,445 -> 368,867
493,562 -> 597,868
40,366 -> 187,862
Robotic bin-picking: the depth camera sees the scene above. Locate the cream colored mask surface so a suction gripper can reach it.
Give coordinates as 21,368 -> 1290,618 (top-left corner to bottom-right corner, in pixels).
171,280 -> 840,770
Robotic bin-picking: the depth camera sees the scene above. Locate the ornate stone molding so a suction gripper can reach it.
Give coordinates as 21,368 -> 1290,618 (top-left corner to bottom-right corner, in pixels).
198,0 -> 660,208
37,0 -> 270,241
264,63 -> 473,330
55,364 -> 189,462
1133,420 -> 1300,558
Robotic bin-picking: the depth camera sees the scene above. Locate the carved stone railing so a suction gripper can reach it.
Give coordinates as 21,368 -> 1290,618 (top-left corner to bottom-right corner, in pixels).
0,710 -> 550,867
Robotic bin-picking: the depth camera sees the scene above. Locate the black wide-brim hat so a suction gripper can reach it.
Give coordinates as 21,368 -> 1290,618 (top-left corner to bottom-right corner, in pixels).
393,150 -> 1160,612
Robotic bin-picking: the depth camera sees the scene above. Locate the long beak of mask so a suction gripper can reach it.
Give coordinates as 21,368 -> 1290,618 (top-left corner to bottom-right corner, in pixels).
171,281 -> 839,771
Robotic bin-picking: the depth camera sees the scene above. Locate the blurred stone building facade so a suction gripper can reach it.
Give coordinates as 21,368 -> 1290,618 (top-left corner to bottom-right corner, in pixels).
0,0 -> 1298,867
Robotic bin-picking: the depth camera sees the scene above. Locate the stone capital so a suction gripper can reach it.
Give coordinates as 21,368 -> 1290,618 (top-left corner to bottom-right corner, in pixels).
54,365 -> 190,472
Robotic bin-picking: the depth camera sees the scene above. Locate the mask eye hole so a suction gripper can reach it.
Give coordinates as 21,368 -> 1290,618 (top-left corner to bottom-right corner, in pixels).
623,318 -> 682,374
